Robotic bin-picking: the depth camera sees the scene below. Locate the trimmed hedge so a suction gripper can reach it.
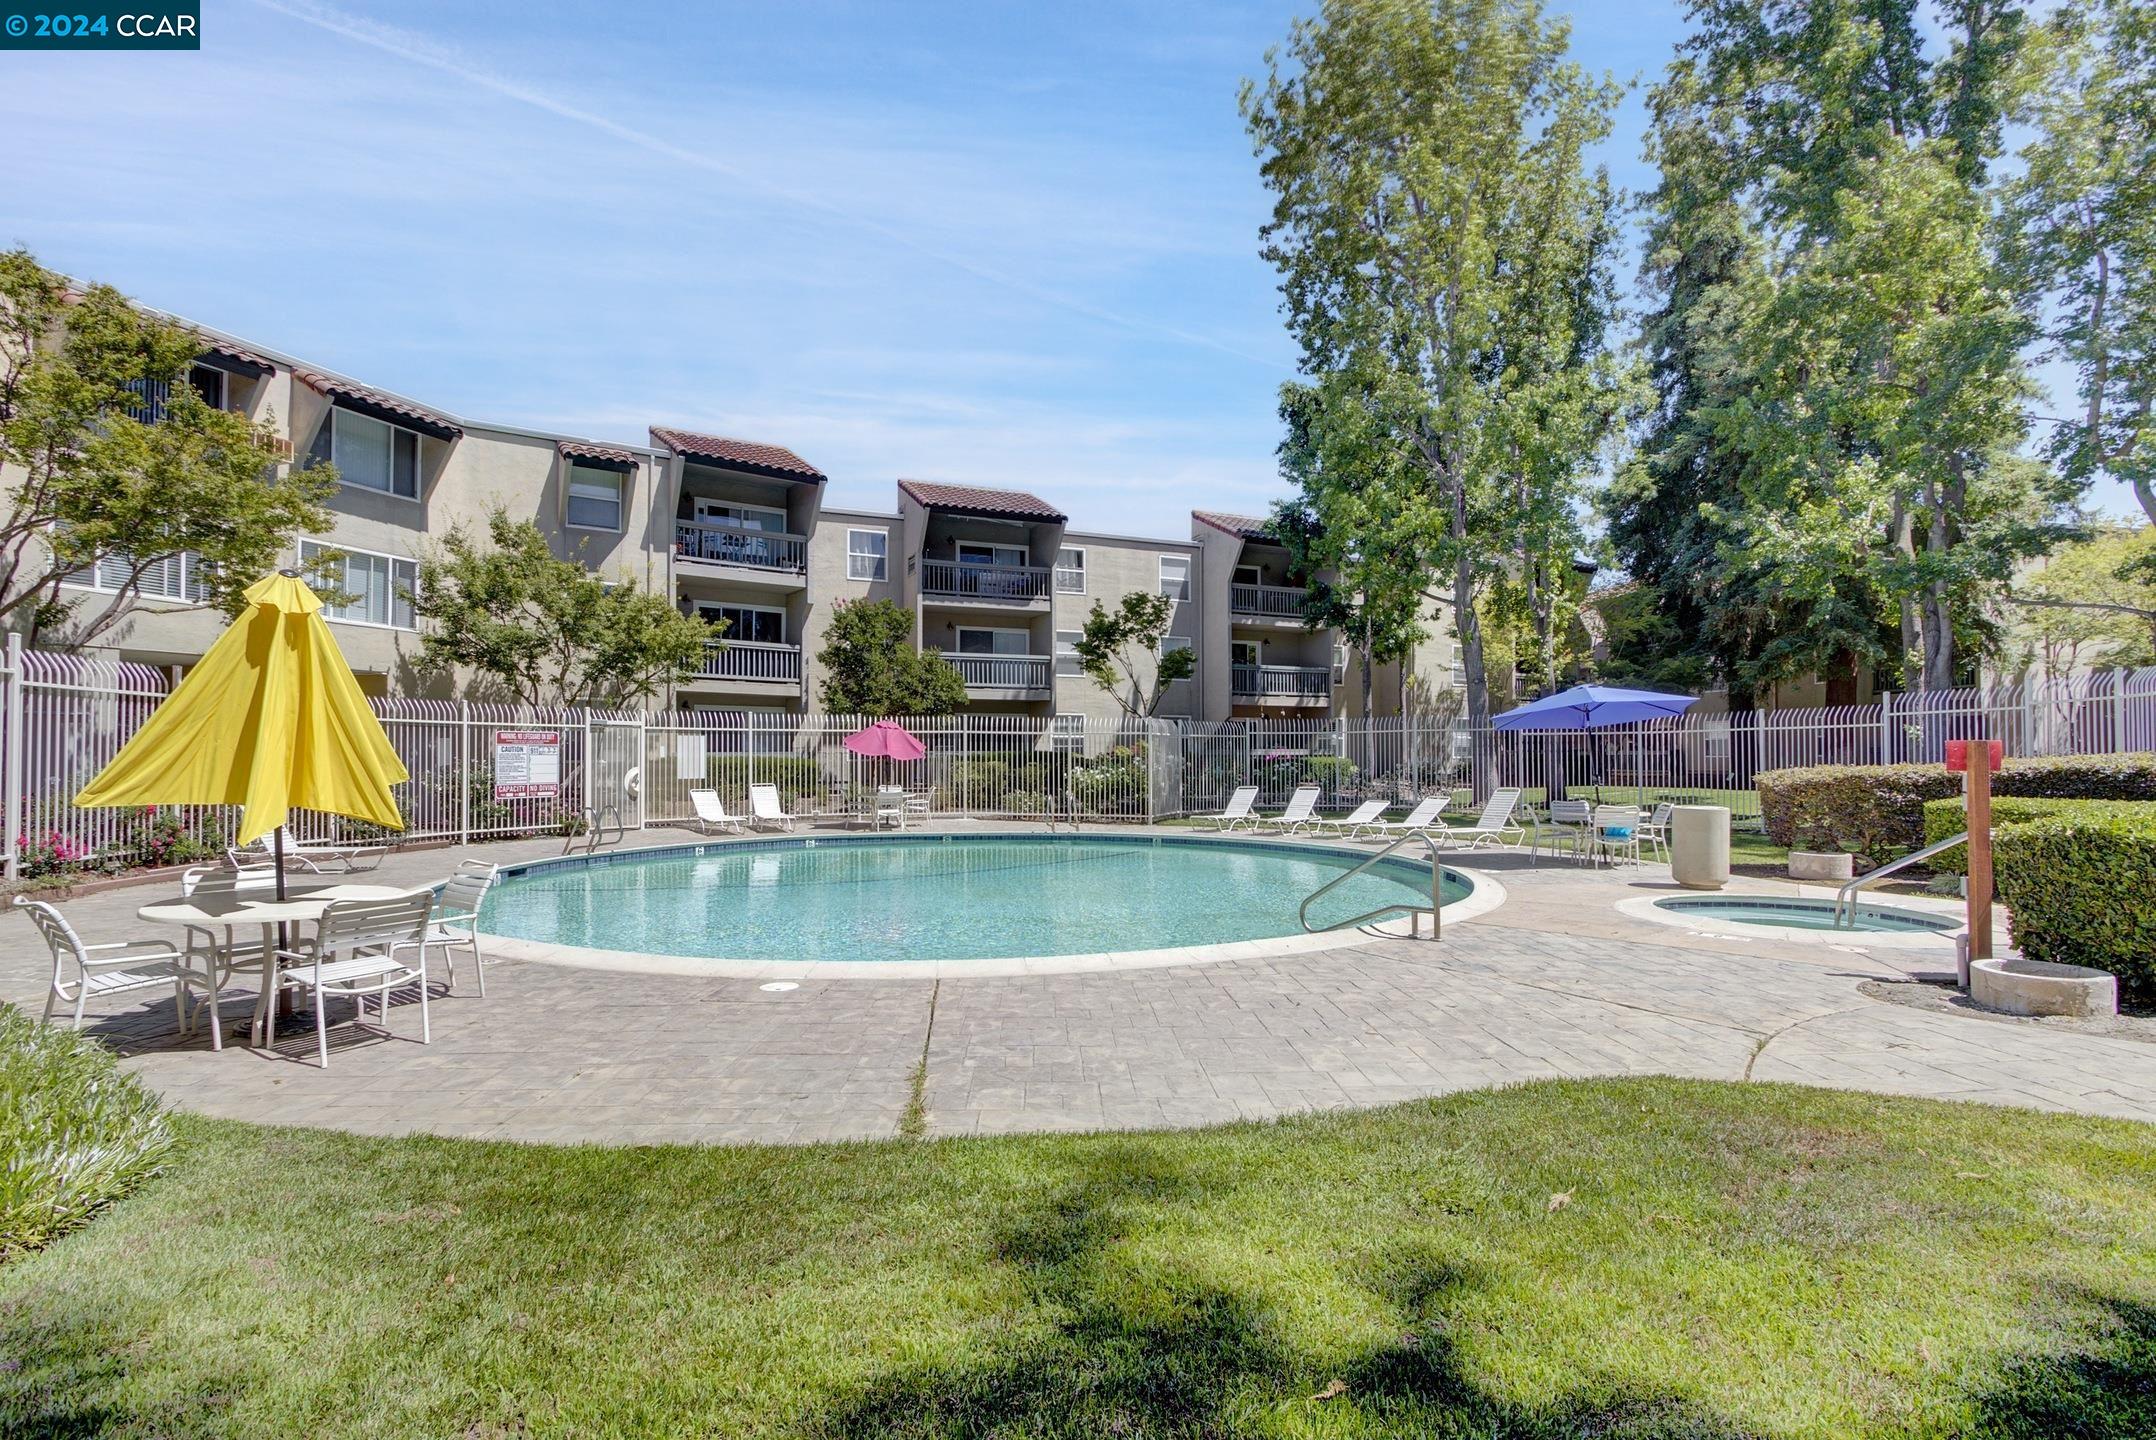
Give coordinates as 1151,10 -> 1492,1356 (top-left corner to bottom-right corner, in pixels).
1994,807 -> 2156,1002
1757,751 -> 2156,859
1921,797 -> 2156,874
1,1003 -> 173,1255
705,755 -> 821,801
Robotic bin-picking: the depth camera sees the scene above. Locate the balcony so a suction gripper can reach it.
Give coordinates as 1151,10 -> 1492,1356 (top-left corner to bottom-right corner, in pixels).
694,640 -> 802,684
921,557 -> 1051,603
674,521 -> 808,575
940,652 -> 1052,693
1231,663 -> 1332,701
1230,582 -> 1311,620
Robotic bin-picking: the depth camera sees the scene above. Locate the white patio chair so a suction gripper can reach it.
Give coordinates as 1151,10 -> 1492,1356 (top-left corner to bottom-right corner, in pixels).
1591,805 -> 1643,868
176,862 -> 281,1050
748,784 -> 798,832
688,788 -> 744,835
229,829 -> 387,874
271,888 -> 435,1068
1307,799 -> 1389,836
428,859 -> 497,996
1637,802 -> 1675,864
15,895 -> 191,1034
872,786 -> 906,830
1545,799 -> 1594,863
1255,785 -> 1322,833
1345,795 -> 1446,841
1195,786 -> 1261,831
1424,787 -> 1527,850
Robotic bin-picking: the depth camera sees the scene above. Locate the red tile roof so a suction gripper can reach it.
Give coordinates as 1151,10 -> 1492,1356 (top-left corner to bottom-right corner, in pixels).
298,371 -> 463,439
898,480 -> 1066,522
557,438 -> 642,470
196,338 -> 273,375
1193,510 -> 1278,542
649,427 -> 825,482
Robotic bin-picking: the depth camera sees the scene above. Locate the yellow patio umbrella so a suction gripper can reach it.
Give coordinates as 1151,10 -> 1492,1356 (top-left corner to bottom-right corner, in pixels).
74,571 -> 409,883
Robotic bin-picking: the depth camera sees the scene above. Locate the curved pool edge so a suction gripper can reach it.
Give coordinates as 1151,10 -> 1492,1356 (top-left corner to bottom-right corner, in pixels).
1613,889 -> 1983,951
475,833 -> 1505,979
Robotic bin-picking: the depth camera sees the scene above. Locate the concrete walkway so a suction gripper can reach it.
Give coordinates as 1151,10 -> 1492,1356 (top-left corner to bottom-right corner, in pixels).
5,829 -> 2152,1143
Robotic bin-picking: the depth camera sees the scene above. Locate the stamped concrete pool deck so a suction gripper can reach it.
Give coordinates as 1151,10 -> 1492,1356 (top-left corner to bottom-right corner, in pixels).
6,825 -> 2153,1144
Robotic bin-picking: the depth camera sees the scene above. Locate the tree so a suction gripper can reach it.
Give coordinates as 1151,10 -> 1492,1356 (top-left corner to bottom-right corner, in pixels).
411,509 -> 715,708
1074,592 -> 1194,719
2003,521 -> 2156,676
2003,0 -> 2156,525
0,249 -> 335,647
816,599 -> 966,715
1242,0 -> 1629,785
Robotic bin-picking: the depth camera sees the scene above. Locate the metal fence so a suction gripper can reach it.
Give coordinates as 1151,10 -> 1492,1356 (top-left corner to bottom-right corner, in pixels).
2,631 -> 2150,877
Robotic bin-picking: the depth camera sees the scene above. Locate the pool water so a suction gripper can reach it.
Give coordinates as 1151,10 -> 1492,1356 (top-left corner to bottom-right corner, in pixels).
481,835 -> 1468,963
1654,896 -> 1957,934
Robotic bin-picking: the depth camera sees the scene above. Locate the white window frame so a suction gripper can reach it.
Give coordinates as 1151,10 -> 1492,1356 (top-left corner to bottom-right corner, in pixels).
957,541 -> 1028,568
60,548 -> 208,604
1051,713 -> 1087,753
1054,628 -> 1084,675
698,601 -> 787,646
954,625 -> 1033,656
1449,660 -> 1467,689
1232,563 -> 1262,587
1229,639 -> 1262,668
318,408 -> 423,501
1053,547 -> 1086,594
564,463 -> 625,533
1159,554 -> 1191,601
1160,635 -> 1194,661
299,539 -> 419,630
846,528 -> 888,582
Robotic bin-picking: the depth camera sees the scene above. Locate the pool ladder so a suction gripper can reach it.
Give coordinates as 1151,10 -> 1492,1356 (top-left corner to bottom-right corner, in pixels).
1831,830 -> 1968,928
1298,830 -> 1445,942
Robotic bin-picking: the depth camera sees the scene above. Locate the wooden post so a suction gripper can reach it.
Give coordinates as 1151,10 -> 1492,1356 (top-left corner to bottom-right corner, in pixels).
1966,738 -> 1993,962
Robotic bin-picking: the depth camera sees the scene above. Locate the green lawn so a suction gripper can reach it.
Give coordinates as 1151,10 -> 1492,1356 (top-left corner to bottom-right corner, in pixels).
5,1080 -> 2152,1438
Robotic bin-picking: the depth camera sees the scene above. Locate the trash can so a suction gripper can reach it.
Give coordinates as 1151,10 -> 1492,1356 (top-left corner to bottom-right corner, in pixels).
1670,805 -> 1730,890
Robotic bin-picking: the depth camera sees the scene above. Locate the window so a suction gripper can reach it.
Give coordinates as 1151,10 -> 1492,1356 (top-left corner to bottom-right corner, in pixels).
1054,628 -> 1084,675
301,540 -> 417,629
1160,635 -> 1194,662
1159,555 -> 1190,600
955,627 -> 1030,655
1332,640 -> 1349,679
699,603 -> 785,645
123,364 -> 225,424
1449,660 -> 1466,689
957,541 -> 1027,567
565,464 -> 624,531
846,528 -> 888,581
1233,563 -> 1261,587
63,549 -> 208,603
695,499 -> 786,532
311,409 -> 420,499
1051,714 -> 1086,753
1229,640 -> 1261,668
1054,547 -> 1086,593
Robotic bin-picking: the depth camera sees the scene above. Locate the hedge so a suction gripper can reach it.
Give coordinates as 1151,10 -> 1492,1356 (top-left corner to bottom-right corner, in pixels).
1993,806 -> 2156,1002
1756,751 -> 2156,859
1,1003 -> 173,1255
1921,797 -> 2156,874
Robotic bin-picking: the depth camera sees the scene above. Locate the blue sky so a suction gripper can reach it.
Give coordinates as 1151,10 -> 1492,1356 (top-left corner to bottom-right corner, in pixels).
0,1 -> 2130,536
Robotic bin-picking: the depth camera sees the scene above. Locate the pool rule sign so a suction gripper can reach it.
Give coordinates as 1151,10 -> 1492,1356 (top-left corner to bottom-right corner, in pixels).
1946,738 -> 2003,965
494,730 -> 562,800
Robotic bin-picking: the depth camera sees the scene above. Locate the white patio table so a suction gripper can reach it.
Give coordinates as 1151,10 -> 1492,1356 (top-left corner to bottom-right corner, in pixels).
137,882 -> 404,1047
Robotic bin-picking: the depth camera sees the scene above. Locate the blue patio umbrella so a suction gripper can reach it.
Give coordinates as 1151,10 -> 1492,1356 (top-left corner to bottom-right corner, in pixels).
1491,684 -> 1698,731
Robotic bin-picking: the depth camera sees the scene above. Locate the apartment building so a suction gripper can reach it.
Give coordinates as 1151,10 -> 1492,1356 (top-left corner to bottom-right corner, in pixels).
29,306 -> 1457,718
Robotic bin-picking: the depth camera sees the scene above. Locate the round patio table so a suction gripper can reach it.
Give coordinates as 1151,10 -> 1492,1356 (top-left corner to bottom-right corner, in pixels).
137,882 -> 405,1048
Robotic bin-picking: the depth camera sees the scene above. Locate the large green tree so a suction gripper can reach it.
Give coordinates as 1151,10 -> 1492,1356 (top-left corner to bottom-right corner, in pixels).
815,599 -> 966,716
1242,0 -> 1629,771
2003,0 -> 2156,525
411,509 -> 716,708
0,250 -> 335,647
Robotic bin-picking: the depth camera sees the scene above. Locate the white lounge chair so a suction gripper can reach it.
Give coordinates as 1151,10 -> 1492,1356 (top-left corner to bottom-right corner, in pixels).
15,895 -> 191,1033
271,889 -> 435,1068
1424,787 -> 1527,850
1254,785 -> 1322,833
1195,785 -> 1261,831
1308,799 -> 1390,836
1345,795 -> 1447,841
229,829 -> 386,874
688,788 -> 744,835
748,784 -> 798,833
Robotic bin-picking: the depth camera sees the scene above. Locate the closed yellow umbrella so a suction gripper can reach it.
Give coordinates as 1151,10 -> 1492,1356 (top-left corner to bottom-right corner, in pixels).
74,572 -> 409,856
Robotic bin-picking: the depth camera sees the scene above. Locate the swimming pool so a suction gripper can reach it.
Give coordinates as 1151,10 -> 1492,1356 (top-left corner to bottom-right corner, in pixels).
480,835 -> 1473,966
1649,895 -> 1959,935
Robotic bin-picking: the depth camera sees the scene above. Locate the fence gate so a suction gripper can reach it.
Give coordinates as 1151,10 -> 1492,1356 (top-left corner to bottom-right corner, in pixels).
1144,718 -> 1183,819
587,715 -> 646,832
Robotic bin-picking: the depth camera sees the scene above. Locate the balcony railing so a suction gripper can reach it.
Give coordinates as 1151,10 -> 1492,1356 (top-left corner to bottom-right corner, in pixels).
1230,582 -> 1311,619
921,557 -> 1051,601
1231,663 -> 1332,700
697,640 -> 802,683
674,520 -> 808,573
940,652 -> 1052,691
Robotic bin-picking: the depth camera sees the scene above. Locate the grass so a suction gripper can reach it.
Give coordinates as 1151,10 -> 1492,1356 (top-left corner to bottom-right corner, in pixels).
3,1079 -> 2153,1438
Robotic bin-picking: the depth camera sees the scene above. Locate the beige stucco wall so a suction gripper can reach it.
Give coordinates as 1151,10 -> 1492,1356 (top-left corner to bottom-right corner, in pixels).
1050,531 -> 1202,722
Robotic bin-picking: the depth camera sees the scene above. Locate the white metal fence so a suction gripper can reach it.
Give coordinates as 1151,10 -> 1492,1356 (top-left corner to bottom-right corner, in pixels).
2,632 -> 2149,877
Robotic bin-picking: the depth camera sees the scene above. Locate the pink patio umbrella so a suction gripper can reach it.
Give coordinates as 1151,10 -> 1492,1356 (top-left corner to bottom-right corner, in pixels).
843,719 -> 926,761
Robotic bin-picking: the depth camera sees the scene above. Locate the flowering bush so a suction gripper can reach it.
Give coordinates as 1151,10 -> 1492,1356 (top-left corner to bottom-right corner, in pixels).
15,829 -> 89,879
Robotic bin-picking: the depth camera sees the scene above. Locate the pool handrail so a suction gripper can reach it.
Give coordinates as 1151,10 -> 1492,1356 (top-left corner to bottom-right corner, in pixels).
1299,830 -> 1444,942
1832,830 -> 1968,929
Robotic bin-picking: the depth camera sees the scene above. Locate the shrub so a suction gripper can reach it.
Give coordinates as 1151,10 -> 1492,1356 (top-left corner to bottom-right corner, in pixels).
0,1003 -> 174,1255
1069,745 -> 1148,815
1757,751 -> 2156,860
705,755 -> 821,802
1993,807 -> 2156,1002
1300,755 -> 1360,790
1921,797 -> 2156,874
123,807 -> 224,869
